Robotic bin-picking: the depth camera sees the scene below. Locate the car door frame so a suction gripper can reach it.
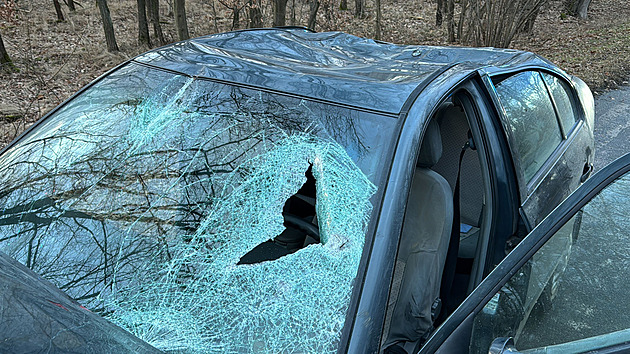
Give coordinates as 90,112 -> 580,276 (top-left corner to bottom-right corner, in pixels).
419,152 -> 630,353
454,77 -> 520,283
478,66 -> 595,230
341,64 -> 473,353
342,67 -> 523,352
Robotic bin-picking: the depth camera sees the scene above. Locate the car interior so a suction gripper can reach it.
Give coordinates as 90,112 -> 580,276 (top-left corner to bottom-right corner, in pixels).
238,165 -> 320,265
383,94 -> 489,353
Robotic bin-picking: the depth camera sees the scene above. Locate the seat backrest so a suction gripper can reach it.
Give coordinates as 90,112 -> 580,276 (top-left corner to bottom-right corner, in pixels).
432,102 -> 484,227
384,120 -> 454,349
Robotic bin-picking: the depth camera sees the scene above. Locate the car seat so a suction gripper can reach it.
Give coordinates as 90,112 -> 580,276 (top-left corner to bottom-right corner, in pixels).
384,119 -> 454,352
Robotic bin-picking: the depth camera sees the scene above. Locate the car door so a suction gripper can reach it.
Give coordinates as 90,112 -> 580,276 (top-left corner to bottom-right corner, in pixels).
483,69 -> 594,229
419,151 -> 630,353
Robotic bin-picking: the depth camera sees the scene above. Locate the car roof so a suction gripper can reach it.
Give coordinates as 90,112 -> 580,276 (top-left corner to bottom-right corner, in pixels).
133,28 -> 550,115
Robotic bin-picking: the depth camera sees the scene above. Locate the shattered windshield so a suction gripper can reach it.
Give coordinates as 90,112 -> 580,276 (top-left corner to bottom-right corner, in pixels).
0,62 -> 395,352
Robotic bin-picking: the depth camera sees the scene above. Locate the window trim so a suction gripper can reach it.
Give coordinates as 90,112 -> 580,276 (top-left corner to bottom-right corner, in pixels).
541,71 -> 581,139
484,68 -> 586,199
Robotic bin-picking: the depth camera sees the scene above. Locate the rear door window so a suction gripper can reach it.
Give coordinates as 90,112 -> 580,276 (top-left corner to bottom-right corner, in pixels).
494,71 -> 563,183
542,72 -> 578,136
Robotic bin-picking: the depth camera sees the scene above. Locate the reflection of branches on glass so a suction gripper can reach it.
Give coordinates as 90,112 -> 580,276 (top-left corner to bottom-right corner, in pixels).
0,68 -> 376,313
495,71 -> 562,181
0,59 -> 398,351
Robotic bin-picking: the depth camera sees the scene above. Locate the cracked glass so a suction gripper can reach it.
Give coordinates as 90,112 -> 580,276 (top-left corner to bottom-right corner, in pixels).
0,62 -> 395,353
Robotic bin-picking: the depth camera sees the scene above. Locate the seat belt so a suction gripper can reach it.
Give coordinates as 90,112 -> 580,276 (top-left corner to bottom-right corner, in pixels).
438,134 -> 474,322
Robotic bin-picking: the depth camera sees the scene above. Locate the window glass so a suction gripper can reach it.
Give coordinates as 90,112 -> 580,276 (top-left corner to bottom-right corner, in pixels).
0,62 -> 396,352
542,72 -> 578,135
494,71 -> 563,183
470,171 -> 630,353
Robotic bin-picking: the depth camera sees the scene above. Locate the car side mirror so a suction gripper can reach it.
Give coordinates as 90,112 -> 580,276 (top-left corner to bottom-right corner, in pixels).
489,337 -> 522,354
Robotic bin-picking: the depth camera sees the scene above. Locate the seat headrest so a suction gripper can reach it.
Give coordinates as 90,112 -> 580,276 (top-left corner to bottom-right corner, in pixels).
417,119 -> 442,168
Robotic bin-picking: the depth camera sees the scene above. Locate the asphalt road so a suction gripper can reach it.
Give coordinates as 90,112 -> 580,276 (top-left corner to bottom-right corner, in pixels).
593,85 -> 630,170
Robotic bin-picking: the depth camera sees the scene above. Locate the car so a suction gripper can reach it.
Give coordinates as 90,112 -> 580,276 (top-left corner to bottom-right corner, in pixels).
0,27 -> 602,353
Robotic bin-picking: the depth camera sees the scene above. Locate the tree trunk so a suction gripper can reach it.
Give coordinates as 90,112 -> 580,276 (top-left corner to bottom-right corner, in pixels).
457,0 -> 468,39
173,0 -> 189,40
307,0 -> 319,29
96,0 -> 119,52
572,0 -> 591,19
436,0 -> 445,26
137,0 -> 151,47
374,0 -> 382,40
445,0 -> 455,42
354,0 -> 363,18
0,31 -> 17,72
290,0 -> 296,25
272,0 -> 287,27
231,5 -> 240,30
522,4 -> 540,33
211,0 -> 219,32
147,0 -> 166,45
53,0 -> 65,21
67,0 -> 76,12
166,0 -> 174,17
248,0 -> 263,28
339,0 -> 347,10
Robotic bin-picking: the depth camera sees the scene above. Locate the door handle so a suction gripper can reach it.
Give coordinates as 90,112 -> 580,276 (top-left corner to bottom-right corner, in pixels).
580,162 -> 593,183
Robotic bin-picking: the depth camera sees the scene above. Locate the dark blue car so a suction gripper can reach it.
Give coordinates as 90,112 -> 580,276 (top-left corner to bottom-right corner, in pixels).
5,28 -> 626,354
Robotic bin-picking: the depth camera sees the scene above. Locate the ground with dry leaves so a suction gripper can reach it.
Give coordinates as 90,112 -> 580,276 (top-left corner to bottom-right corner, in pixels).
0,0 -> 629,147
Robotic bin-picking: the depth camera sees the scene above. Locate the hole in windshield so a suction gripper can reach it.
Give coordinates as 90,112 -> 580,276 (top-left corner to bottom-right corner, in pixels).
238,165 -> 320,265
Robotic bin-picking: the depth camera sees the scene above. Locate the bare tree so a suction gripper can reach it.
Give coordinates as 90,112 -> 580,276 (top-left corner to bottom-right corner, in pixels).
248,0 -> 263,28
211,0 -> 220,31
374,0 -> 382,40
0,31 -> 16,72
96,0 -> 119,52
166,0 -> 174,16
147,0 -> 166,45
53,0 -> 65,21
436,0 -> 455,42
217,0 -> 245,30
456,0 -> 546,47
570,0 -> 592,19
436,0 -> 445,26
173,0 -> 189,40
339,0 -> 347,10
445,0 -> 455,42
137,0 -> 151,47
354,0 -> 363,18
307,0 -> 319,29
66,0 -> 76,12
273,0 -> 287,26
522,4 -> 540,33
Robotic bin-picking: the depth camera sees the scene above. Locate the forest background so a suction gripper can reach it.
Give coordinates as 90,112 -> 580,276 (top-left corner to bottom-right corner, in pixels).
0,0 -> 629,146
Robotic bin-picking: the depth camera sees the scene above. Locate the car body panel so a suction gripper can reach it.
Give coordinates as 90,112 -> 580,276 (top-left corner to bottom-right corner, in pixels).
421,152 -> 630,353
520,119 -> 594,227
480,68 -> 595,229
0,251 -> 161,353
0,29 -> 597,353
134,28 -> 548,115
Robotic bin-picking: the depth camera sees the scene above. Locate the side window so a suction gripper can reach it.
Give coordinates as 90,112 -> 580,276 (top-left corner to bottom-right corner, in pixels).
542,72 -> 578,136
494,71 -> 563,183
469,172 -> 630,353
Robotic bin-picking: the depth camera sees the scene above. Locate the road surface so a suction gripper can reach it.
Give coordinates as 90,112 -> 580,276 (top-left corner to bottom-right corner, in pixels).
593,85 -> 630,170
